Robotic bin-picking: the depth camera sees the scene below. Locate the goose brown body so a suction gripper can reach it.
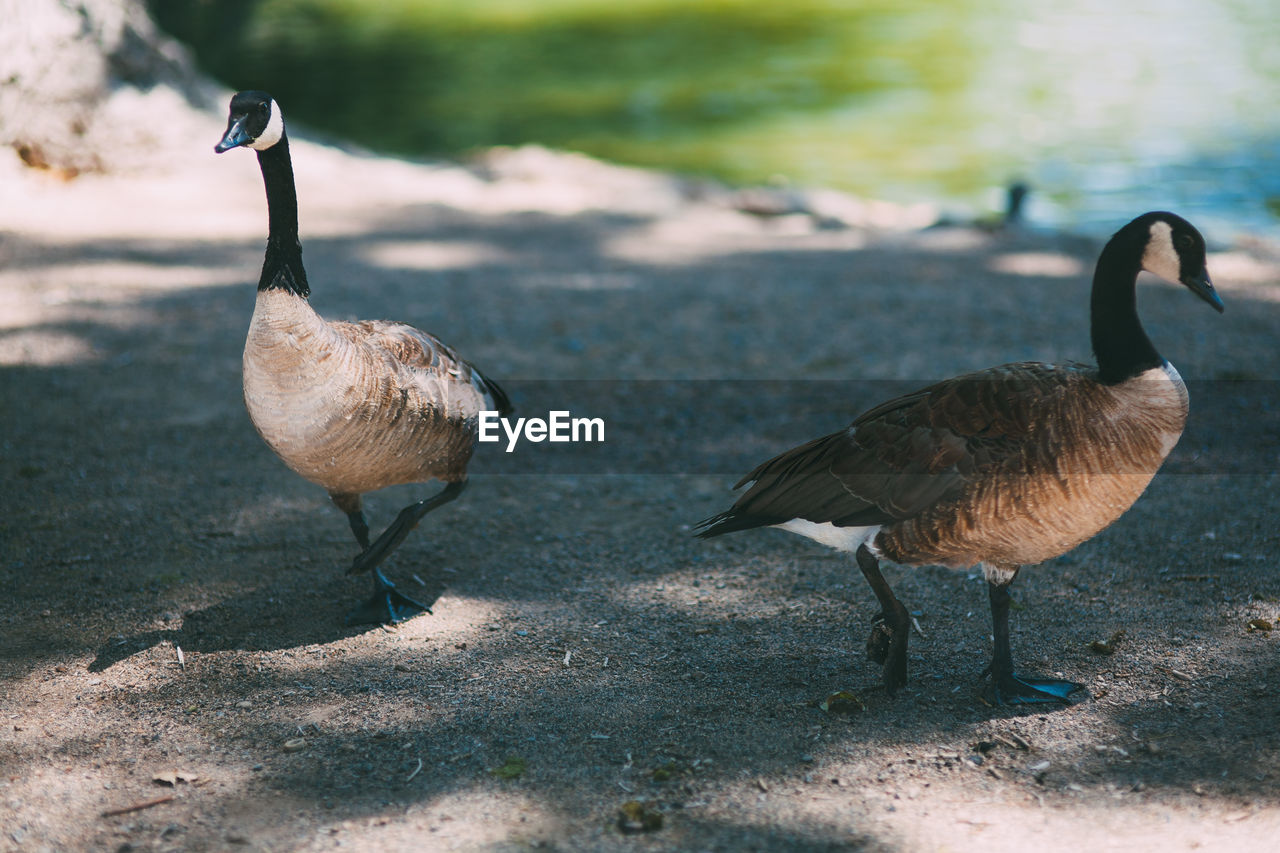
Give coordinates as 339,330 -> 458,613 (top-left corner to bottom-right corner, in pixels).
243,288 -> 498,496
216,89 -> 509,625
723,361 -> 1188,573
881,364 -> 1186,569
696,210 -> 1223,705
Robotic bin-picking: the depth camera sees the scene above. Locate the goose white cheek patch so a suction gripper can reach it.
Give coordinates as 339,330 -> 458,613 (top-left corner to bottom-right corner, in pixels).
1142,220 -> 1182,284
248,103 -> 285,150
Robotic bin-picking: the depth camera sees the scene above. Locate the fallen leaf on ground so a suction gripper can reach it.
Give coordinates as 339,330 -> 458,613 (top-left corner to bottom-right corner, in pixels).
819,691 -> 866,714
152,770 -> 198,786
651,760 -> 685,782
1089,629 -> 1125,655
617,800 -> 663,834
489,755 -> 526,780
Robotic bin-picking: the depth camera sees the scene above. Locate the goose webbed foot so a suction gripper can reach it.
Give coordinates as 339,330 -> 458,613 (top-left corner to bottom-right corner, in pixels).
983,573 -> 1084,706
866,611 -> 894,665
983,668 -> 1083,706
345,567 -> 431,626
865,605 -> 909,694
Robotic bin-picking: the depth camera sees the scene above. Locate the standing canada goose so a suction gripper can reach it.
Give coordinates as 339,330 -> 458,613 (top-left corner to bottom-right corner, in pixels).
696,212 -> 1223,705
215,90 -> 511,625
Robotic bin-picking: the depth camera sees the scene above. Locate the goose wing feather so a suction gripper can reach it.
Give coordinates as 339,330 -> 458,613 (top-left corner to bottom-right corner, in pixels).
333,319 -> 512,416
699,362 -> 1091,535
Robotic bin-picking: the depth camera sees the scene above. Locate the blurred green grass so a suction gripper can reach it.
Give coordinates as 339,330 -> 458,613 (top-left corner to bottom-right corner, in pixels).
159,0 -> 1280,229
153,0 -> 980,192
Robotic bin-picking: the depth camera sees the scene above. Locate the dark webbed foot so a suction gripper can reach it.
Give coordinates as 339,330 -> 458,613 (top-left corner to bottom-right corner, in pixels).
984,670 -> 1084,706
865,604 -> 909,693
984,572 -> 1084,707
866,612 -> 894,665
345,568 -> 431,626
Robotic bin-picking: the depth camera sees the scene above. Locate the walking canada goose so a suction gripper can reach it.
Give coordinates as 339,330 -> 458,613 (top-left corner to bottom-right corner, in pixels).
215,90 -> 512,625
696,212 -> 1223,705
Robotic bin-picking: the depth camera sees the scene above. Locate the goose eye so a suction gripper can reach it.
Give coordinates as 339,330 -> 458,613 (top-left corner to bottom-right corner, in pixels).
1175,233 -> 1195,251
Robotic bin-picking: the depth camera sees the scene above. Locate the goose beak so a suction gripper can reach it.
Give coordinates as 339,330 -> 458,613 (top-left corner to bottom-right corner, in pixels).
215,117 -> 252,153
1183,268 -> 1225,313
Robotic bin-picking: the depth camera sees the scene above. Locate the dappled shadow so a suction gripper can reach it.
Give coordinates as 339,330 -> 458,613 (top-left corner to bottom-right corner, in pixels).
84,570 -> 451,672
3,196 -> 1279,849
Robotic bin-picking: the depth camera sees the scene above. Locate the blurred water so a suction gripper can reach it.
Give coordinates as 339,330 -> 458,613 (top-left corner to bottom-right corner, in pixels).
156,0 -> 1280,237
943,0 -> 1280,237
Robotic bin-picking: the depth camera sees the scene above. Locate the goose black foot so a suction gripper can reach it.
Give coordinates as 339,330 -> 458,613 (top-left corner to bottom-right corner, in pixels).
866,611 -> 894,665
981,573 -> 1082,706
345,568 -> 431,626
866,604 -> 909,694
984,670 -> 1083,706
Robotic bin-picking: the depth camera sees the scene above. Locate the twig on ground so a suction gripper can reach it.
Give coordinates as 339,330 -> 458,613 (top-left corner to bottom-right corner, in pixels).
1156,665 -> 1194,682
102,795 -> 175,818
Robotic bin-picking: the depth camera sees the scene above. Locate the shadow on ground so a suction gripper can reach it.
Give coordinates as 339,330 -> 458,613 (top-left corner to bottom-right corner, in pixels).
2,202 -> 1278,850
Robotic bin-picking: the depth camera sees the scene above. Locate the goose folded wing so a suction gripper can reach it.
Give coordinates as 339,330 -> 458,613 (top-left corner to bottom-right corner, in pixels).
722,365 -> 1070,530
335,320 -> 511,415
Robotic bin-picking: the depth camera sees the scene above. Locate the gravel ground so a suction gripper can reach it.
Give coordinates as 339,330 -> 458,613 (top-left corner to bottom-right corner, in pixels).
2,120 -> 1279,852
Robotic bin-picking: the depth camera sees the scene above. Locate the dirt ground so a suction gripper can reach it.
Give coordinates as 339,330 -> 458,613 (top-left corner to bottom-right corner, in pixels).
2,116 -> 1280,852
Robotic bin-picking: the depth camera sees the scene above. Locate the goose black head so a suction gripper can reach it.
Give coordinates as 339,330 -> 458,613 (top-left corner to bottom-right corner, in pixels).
1133,211 -> 1224,313
215,91 -> 285,154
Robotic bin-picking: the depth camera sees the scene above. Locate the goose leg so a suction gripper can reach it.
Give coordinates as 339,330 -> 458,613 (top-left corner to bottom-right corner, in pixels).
348,480 -> 466,577
343,481 -> 466,625
346,512 -> 370,551
330,492 -> 371,549
345,567 -> 432,626
855,544 -> 910,695
984,574 -> 1083,705
332,491 -> 428,625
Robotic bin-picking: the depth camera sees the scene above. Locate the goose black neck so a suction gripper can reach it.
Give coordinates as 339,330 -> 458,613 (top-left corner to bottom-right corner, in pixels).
254,133 -> 310,297
1091,232 -> 1161,385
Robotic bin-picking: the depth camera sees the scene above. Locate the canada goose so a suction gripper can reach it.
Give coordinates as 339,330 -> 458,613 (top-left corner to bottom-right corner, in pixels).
696,212 -> 1223,705
215,90 -> 511,625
